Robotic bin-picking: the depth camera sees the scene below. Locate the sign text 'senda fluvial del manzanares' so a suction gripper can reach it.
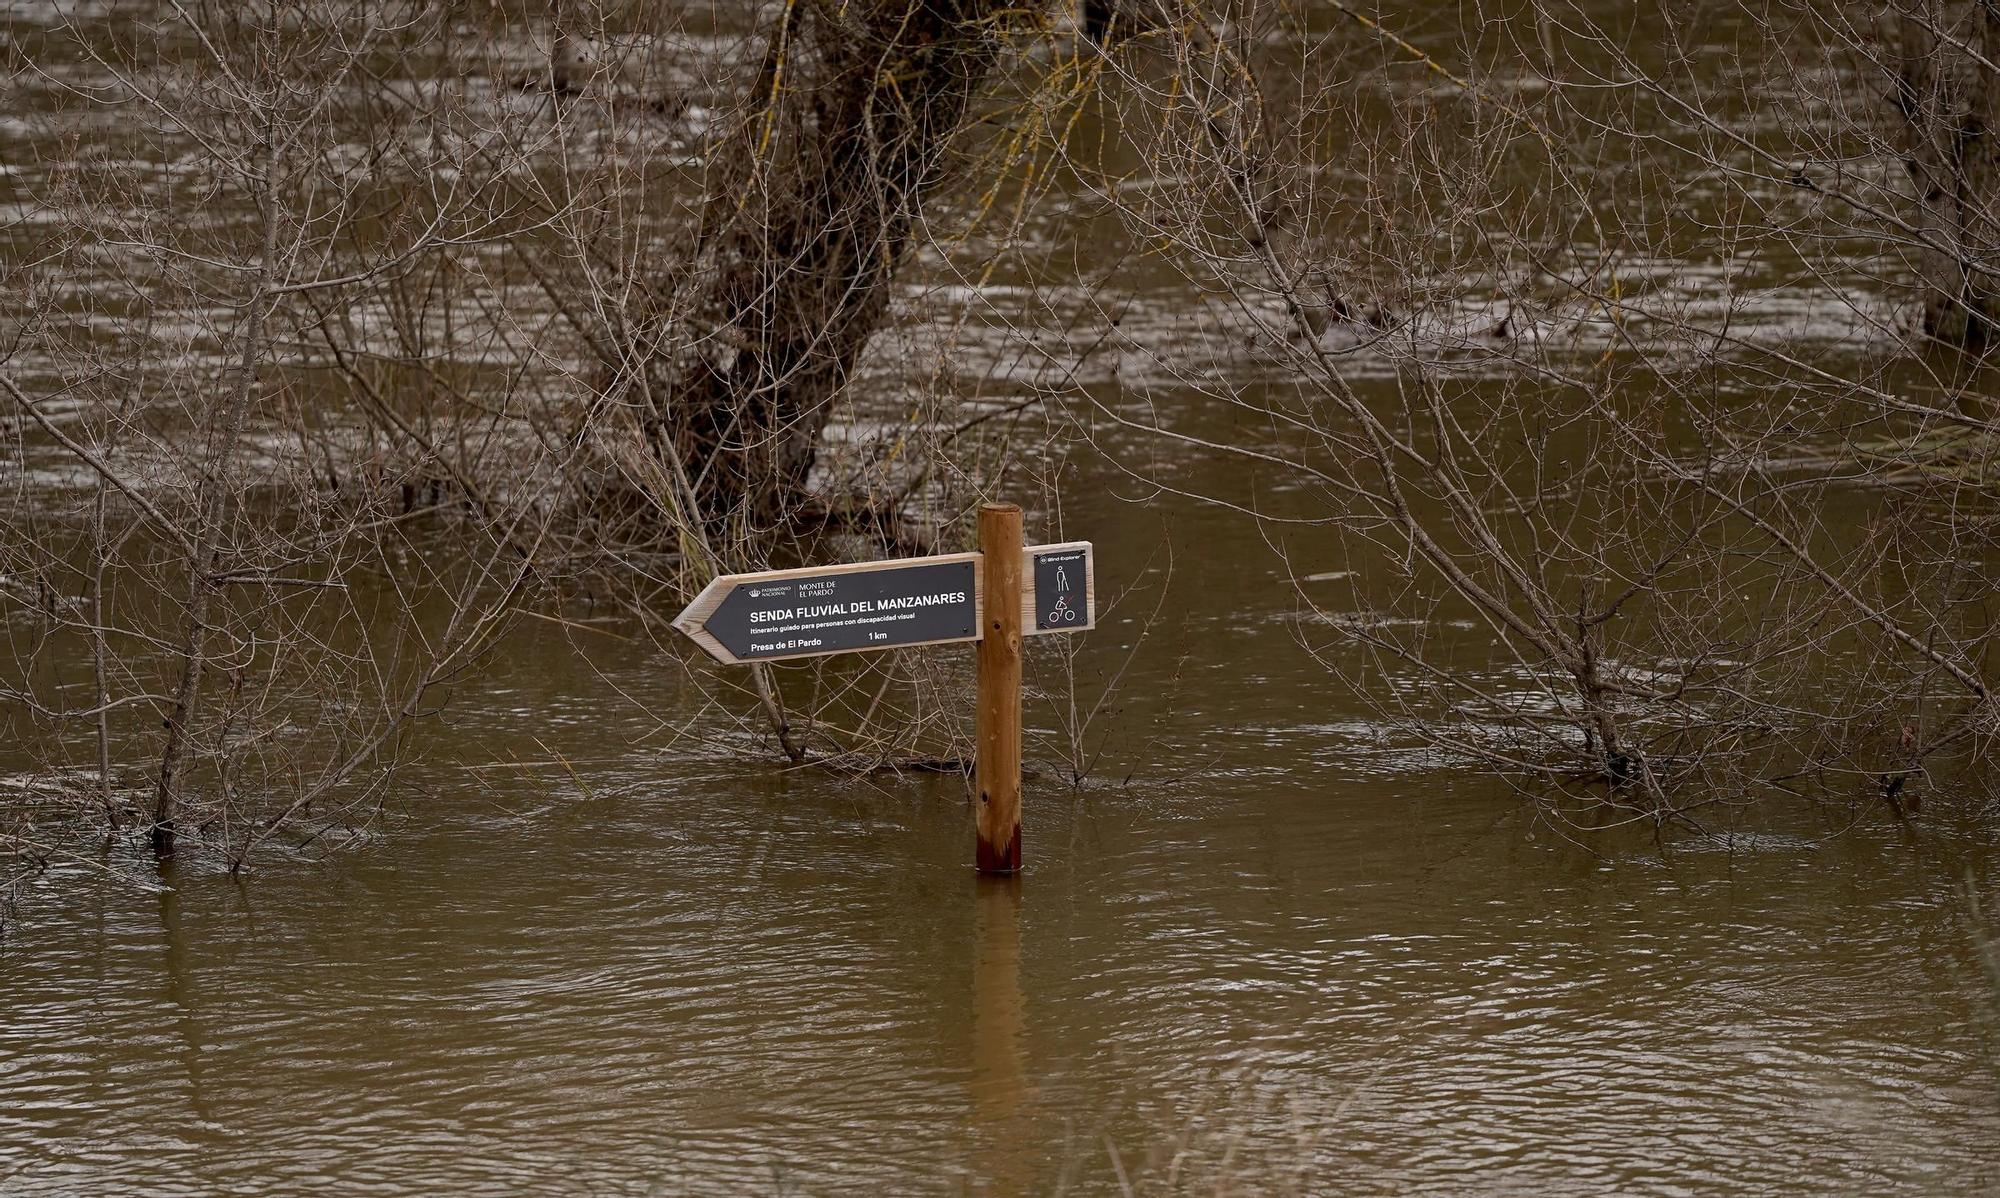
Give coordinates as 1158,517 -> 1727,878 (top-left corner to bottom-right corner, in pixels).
674,543 -> 1092,666
675,556 -> 981,664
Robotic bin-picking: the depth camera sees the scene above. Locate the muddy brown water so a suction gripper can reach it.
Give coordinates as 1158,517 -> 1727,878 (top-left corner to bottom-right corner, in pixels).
3,473 -> 1998,1195
4,2 -> 2000,1195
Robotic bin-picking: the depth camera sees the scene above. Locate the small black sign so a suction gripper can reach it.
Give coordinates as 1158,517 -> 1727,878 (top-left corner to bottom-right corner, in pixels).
702,559 -> 977,662
1033,546 -> 1090,632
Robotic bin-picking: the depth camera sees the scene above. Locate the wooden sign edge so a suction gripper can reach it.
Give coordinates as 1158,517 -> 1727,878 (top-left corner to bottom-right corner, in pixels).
673,551 -> 986,666
1022,541 -> 1094,637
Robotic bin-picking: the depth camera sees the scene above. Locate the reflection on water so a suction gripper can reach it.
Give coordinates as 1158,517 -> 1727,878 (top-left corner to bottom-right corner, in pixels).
153,860 -> 213,1131
970,876 -> 1026,1196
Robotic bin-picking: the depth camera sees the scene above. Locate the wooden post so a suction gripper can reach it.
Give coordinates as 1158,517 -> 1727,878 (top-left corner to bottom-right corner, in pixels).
976,503 -> 1023,874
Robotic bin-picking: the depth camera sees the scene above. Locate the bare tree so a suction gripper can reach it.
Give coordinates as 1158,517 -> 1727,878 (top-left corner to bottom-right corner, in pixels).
628,0 -> 1049,539
2,0 -> 576,864
1025,0 -> 1997,822
1,0 -> 1093,873
16,0 -> 1996,876
1889,1 -> 2000,349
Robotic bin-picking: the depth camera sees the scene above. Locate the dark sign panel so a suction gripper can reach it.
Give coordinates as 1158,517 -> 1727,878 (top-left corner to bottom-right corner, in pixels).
1031,543 -> 1093,633
676,556 -> 979,664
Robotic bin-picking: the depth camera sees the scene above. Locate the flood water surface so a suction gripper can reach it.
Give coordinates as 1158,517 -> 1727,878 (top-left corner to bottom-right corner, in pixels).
2,2 -> 2000,1194
3,519 -> 1998,1195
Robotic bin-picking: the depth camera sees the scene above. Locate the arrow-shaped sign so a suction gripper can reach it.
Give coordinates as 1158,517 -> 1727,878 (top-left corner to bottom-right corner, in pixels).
674,553 -> 982,665
674,543 -> 1094,666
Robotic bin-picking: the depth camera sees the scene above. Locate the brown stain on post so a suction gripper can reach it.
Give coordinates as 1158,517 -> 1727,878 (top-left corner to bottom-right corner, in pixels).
976,820 -> 1022,874
975,503 -> 1023,875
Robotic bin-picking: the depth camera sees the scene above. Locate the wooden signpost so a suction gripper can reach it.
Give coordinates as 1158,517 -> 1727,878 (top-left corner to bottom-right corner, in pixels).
673,503 -> 1094,874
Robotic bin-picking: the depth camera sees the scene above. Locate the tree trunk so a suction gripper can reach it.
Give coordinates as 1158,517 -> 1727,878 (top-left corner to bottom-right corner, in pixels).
1892,2 -> 2000,351
645,0 -> 1035,534
151,128 -> 281,857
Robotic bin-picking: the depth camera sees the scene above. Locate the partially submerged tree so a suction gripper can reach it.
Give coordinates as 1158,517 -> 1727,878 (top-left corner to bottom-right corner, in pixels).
10,0 -> 1999,877
2,1 -> 572,864
0,0 -> 1077,866
632,0 -> 1047,540
1036,0 -> 1998,822
1889,0 -> 2000,349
